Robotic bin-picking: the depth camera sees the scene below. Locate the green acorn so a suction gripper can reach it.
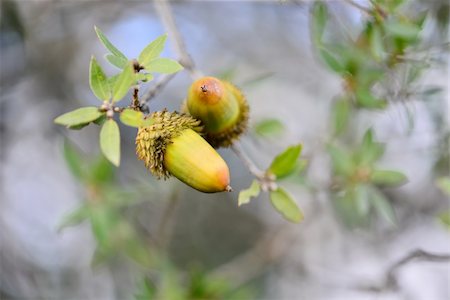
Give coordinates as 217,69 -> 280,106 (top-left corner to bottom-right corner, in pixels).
136,110 -> 232,193
186,76 -> 249,148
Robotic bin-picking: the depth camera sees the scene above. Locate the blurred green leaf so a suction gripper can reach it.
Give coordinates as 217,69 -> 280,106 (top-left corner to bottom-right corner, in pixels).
328,145 -> 354,177
254,119 -> 284,137
312,2 -> 327,44
357,129 -> 385,165
100,119 -> 120,166
136,73 -> 154,82
370,25 -> 385,61
89,206 -> 117,248
369,187 -> 396,225
319,47 -> 345,73
437,210 -> 450,230
355,184 -> 370,216
105,53 -> 128,69
268,144 -> 302,179
144,58 -> 183,74
332,98 -> 350,135
238,180 -> 261,206
355,87 -> 387,109
384,20 -> 421,40
120,108 -> 154,128
89,56 -> 111,101
94,26 -> 127,60
112,63 -> 135,102
63,139 -> 85,179
57,205 -> 89,232
134,278 -> 156,300
371,170 -> 407,186
90,156 -> 115,184
54,107 -> 103,127
270,188 -> 303,223
437,177 -> 450,196
138,34 -> 167,67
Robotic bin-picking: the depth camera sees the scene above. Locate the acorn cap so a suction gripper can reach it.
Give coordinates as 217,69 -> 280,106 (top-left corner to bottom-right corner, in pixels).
136,110 -> 231,193
186,77 -> 249,148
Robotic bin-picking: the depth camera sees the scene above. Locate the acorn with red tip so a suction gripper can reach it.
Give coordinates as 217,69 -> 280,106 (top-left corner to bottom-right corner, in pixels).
186,76 -> 249,148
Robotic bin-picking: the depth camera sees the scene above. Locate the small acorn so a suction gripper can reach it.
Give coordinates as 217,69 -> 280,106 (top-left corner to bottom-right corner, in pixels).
185,76 -> 249,148
136,110 -> 232,193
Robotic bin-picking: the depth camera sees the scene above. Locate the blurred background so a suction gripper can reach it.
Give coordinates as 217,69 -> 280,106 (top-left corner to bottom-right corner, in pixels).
1,0 -> 449,299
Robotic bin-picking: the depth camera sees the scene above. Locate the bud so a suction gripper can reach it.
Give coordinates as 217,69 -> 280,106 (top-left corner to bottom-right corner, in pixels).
186,76 -> 249,148
136,110 -> 231,193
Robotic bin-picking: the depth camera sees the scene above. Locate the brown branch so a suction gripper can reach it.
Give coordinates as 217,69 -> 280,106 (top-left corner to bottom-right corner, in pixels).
154,0 -> 202,80
207,224 -> 295,289
356,249 -> 450,292
140,73 -> 176,113
343,0 -> 372,15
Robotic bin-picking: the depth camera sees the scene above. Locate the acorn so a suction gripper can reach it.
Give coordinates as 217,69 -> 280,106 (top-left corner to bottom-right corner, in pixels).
185,76 -> 249,148
136,110 -> 232,193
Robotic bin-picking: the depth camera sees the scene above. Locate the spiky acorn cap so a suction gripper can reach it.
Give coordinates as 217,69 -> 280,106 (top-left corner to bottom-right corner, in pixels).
186,77 -> 249,148
136,110 -> 231,193
136,110 -> 202,179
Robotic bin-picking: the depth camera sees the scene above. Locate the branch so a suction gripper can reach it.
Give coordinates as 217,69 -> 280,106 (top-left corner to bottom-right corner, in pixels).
231,143 -> 265,179
356,249 -> 450,292
140,73 -> 176,113
343,0 -> 372,15
208,224 -> 295,289
154,0 -> 202,80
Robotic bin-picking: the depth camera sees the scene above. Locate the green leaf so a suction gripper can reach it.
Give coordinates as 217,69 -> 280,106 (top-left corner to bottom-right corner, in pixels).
371,170 -> 407,186
89,56 -> 111,101
332,98 -> 350,135
134,278 -> 156,300
138,34 -> 167,67
100,119 -> 120,166
384,20 -> 421,40
270,188 -> 303,223
90,156 -> 115,184
254,119 -> 284,137
355,184 -> 370,216
437,210 -> 450,230
370,25 -> 385,61
144,58 -> 183,74
437,177 -> 450,196
355,87 -> 387,109
238,180 -> 261,206
318,48 -> 345,73
312,2 -> 327,44
328,145 -> 354,177
369,187 -> 396,225
105,53 -> 128,69
94,26 -> 127,60
54,107 -> 104,127
136,73 -> 154,83
268,144 -> 302,179
63,139 -> 85,180
57,205 -> 89,232
112,63 -> 135,102
357,129 -> 385,165
119,109 -> 154,128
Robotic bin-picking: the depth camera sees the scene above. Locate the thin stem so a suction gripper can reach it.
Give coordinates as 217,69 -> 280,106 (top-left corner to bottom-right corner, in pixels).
385,249 -> 450,289
231,143 -> 265,179
343,0 -> 372,15
156,188 -> 181,249
154,0 -> 202,80
140,73 -> 176,113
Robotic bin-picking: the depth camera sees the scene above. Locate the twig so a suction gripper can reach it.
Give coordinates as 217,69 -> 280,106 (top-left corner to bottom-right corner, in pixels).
154,0 -> 202,80
208,224 -> 295,289
356,249 -> 450,292
343,0 -> 372,15
231,143 -> 265,180
156,188 -> 181,249
140,73 -> 176,113
385,249 -> 450,289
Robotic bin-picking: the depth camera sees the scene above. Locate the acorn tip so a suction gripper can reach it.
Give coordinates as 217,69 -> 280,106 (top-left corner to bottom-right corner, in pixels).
225,185 -> 233,192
